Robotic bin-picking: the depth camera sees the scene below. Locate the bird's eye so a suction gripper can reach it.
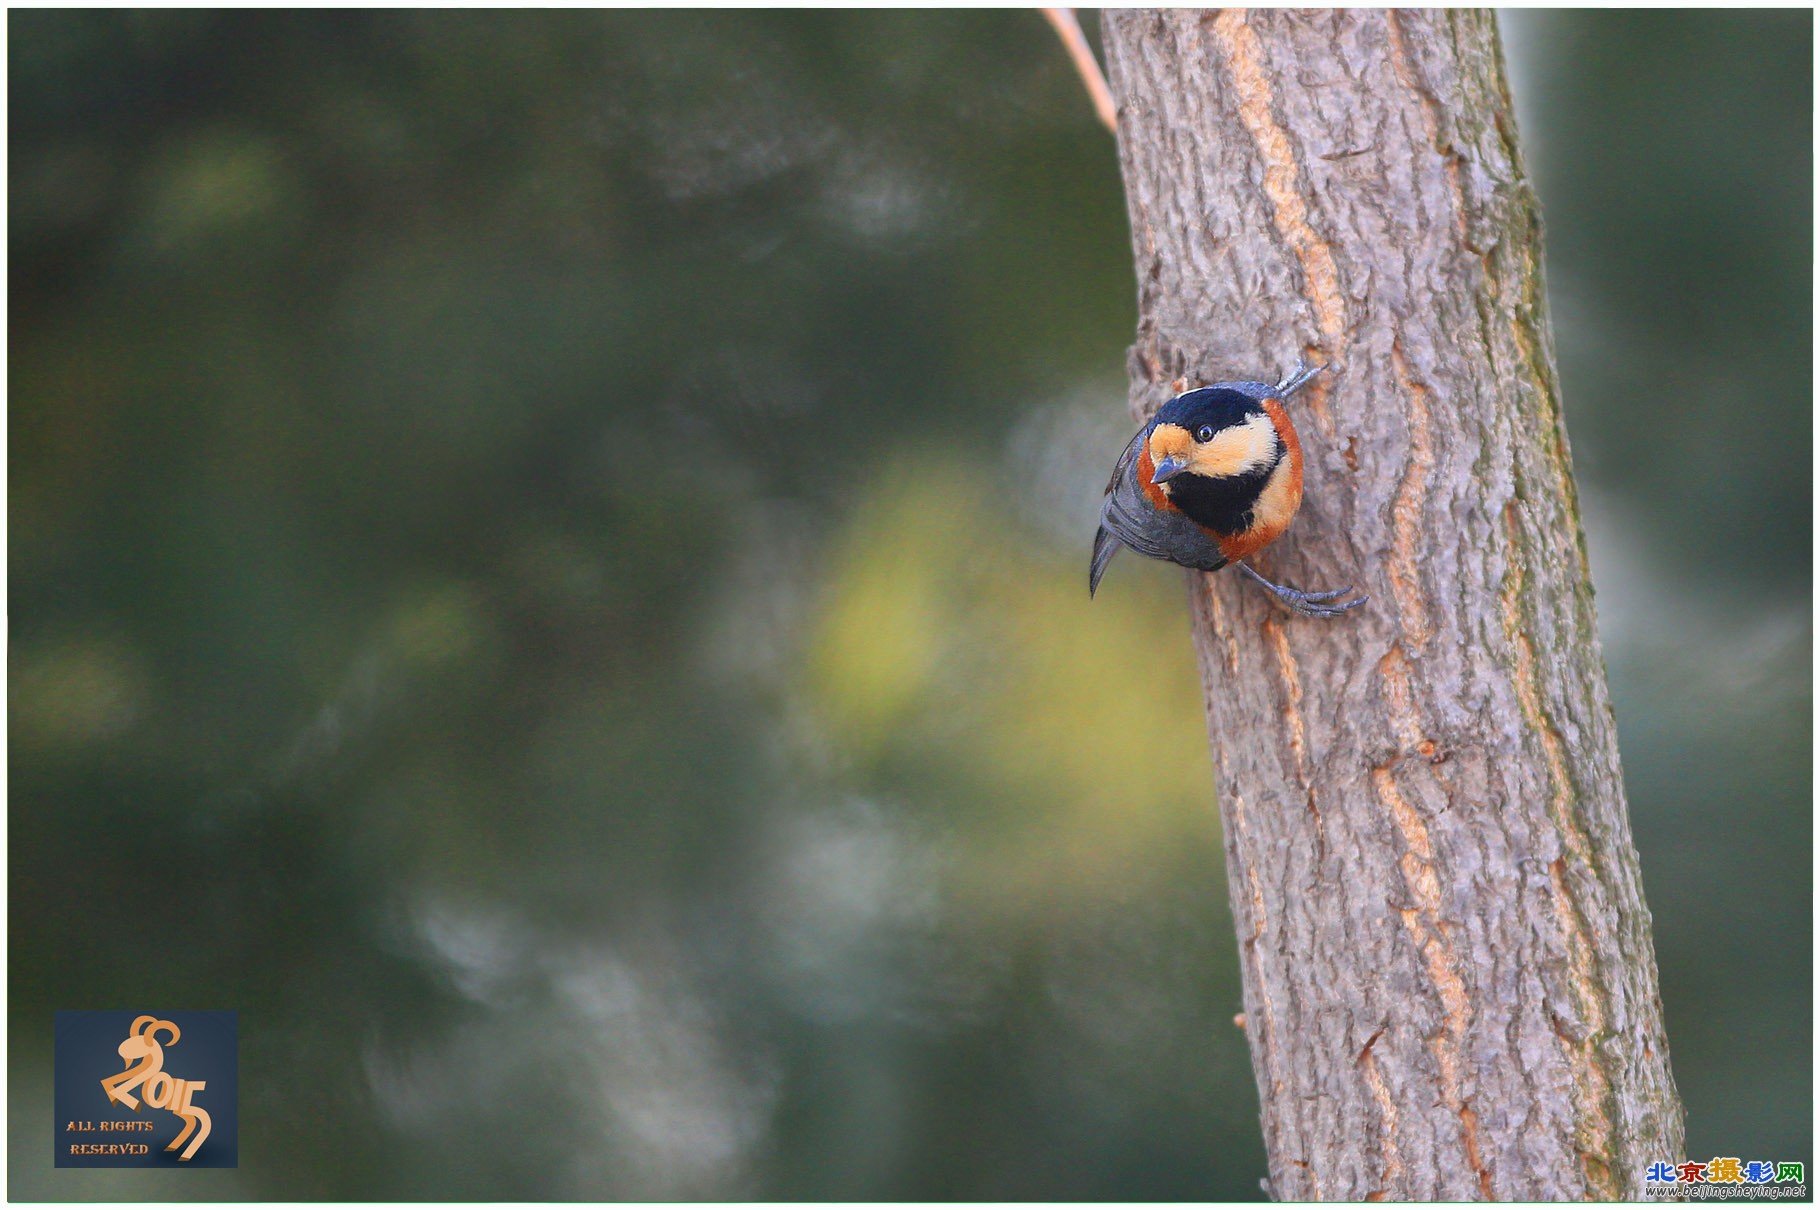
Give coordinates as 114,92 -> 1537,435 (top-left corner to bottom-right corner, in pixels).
1195,425 -> 1216,443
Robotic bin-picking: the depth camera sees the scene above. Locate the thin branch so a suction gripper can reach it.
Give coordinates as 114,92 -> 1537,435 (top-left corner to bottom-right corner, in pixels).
1042,8 -> 1117,134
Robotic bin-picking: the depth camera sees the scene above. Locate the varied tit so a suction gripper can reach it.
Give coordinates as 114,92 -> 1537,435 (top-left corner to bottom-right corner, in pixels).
1090,362 -> 1367,617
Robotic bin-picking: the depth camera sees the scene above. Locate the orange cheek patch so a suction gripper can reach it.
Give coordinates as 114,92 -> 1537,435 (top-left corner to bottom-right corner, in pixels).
1148,423 -> 1192,464
1142,425 -> 1193,512
1135,444 -> 1175,511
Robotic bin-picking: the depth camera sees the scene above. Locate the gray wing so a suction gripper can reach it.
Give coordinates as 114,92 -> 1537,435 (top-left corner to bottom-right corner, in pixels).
1103,425 -> 1145,496
1090,428 -> 1226,595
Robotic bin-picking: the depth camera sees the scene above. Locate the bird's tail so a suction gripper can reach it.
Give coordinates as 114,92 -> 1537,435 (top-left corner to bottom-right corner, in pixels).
1089,525 -> 1121,598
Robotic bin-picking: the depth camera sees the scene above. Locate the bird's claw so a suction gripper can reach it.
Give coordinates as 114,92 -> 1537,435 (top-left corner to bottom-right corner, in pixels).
1281,592 -> 1369,618
1274,357 -> 1329,399
1236,561 -> 1368,618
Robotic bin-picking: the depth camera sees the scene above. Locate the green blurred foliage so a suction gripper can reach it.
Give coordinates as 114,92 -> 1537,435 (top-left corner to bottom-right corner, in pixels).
9,9 -> 1809,1198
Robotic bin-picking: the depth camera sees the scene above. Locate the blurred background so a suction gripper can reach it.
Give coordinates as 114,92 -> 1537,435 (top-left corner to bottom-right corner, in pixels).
8,9 -> 1809,1199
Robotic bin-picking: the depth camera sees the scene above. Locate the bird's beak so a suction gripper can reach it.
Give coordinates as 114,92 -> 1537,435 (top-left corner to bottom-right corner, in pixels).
1151,455 -> 1188,485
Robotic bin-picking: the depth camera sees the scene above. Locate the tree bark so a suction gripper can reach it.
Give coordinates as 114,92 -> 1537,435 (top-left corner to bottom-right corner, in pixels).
1100,10 -> 1683,1200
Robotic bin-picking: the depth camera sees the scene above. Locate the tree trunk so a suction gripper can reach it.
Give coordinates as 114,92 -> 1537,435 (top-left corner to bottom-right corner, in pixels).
1100,9 -> 1683,1200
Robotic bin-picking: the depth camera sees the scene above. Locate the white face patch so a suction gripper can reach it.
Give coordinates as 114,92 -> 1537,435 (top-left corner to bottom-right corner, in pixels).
1188,412 -> 1278,479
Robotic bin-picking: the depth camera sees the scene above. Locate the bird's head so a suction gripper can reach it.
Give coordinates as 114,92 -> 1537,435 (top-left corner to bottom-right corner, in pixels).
1145,386 -> 1279,492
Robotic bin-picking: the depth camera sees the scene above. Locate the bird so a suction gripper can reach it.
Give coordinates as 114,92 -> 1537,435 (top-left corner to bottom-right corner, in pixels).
1089,362 -> 1367,617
